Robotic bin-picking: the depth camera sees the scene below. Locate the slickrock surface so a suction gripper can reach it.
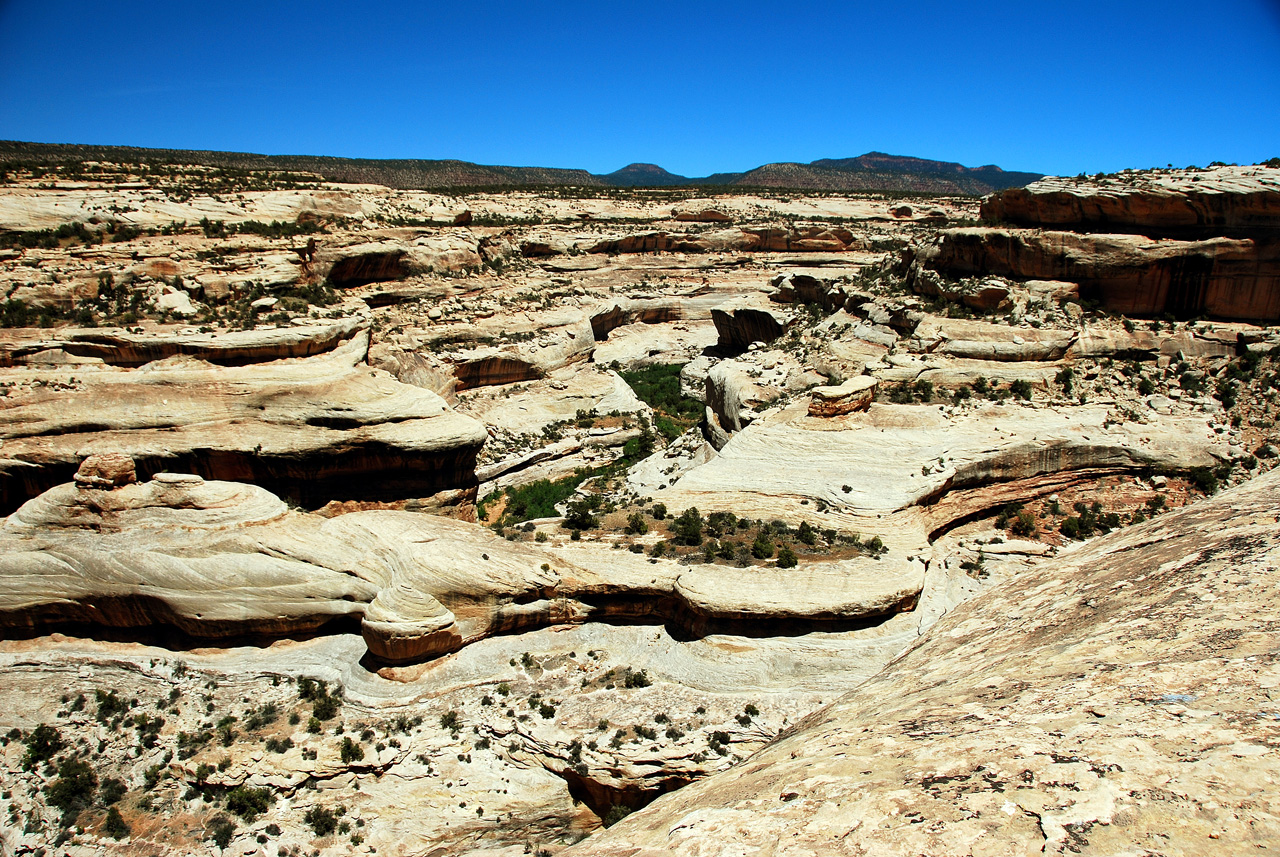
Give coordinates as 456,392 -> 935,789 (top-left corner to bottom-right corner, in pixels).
568,465 -> 1280,857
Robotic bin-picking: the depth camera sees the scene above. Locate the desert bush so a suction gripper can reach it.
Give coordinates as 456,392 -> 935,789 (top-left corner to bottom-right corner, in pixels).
226,785 -> 272,821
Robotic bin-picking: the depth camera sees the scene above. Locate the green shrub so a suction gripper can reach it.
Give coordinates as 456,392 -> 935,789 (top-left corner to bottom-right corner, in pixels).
21,724 -> 63,770
671,507 -> 703,546
564,496 -> 602,530
624,669 -> 651,689
796,521 -> 818,546
776,546 -> 798,568
208,815 -> 236,849
339,737 -> 364,763
1010,379 -> 1033,401
46,757 -> 97,824
617,364 -> 702,421
304,805 -> 338,836
603,804 -> 633,827
226,785 -> 272,821
751,531 -> 774,559
625,512 -> 648,535
99,776 -> 127,805
103,806 -> 129,839
1055,367 -> 1075,395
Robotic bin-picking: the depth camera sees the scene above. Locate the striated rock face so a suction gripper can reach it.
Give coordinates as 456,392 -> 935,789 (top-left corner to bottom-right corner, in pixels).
908,315 -> 1077,362
0,471 -> 925,661
659,398 -> 1229,533
0,332 -> 488,513
0,317 -> 367,368
982,166 -> 1280,238
568,466 -> 1280,857
911,226 -> 1280,321
807,376 -> 877,416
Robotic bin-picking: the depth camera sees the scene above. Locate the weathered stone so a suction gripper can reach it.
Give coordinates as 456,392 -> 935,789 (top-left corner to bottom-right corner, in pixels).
807,376 -> 877,416
672,205 -> 732,223
72,453 -> 137,489
911,226 -> 1280,321
710,297 -> 788,352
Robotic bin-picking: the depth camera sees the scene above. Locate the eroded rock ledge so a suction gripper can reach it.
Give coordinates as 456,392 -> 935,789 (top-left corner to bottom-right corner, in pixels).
0,331 -> 488,514
0,459 -> 925,662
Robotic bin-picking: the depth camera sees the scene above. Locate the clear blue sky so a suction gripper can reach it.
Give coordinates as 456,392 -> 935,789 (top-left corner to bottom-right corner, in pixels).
1,1 -> 1277,178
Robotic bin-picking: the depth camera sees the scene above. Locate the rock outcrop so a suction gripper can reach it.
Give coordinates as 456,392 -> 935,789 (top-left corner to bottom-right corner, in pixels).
913,168 -> 1280,322
0,317 -> 367,368
807,376 -> 877,416
672,205 -> 732,223
910,226 -> 1280,321
0,333 -> 488,513
710,297 -> 788,352
567,465 -> 1280,857
318,237 -> 482,286
982,165 -> 1280,238
0,468 -> 926,662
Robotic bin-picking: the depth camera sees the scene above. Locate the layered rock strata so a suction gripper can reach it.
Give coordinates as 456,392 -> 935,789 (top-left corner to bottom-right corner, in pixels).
0,331 -> 488,513
0,464 -> 926,662
568,463 -> 1280,857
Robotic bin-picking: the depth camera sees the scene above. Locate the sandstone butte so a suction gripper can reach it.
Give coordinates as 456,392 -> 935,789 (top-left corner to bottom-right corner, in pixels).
0,159 -> 1278,855
912,166 -> 1280,321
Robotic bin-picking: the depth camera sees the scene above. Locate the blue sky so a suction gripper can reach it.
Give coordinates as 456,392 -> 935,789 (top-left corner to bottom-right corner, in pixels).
1,1 -> 1277,178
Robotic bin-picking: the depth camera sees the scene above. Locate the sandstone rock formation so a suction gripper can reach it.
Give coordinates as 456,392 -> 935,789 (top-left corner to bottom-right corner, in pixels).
910,226 -> 1280,321
0,466 -> 927,662
807,375 -> 876,416
0,330 -> 488,513
568,465 -> 1280,857
982,165 -> 1280,237
710,297 -> 788,351
318,236 -> 483,286
912,167 -> 1280,322
2,161 -> 1279,856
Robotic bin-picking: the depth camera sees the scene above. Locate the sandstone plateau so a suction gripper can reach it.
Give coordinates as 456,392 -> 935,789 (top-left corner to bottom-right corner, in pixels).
0,158 -> 1278,856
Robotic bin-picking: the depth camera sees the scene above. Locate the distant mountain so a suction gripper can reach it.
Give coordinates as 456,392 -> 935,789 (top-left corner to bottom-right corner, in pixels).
599,163 -> 689,187
693,153 -> 1044,195
0,141 -> 1042,195
0,141 -> 603,189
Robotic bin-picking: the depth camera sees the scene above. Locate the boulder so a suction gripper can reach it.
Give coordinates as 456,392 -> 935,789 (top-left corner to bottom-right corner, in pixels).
807,376 -> 877,417
73,453 -> 138,489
